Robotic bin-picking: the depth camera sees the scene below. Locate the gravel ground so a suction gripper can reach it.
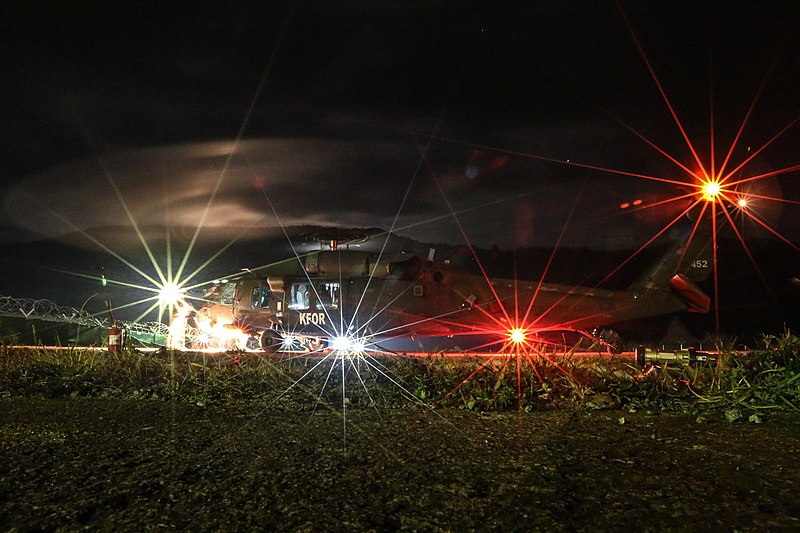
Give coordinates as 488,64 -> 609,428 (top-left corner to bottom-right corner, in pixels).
1,399 -> 799,531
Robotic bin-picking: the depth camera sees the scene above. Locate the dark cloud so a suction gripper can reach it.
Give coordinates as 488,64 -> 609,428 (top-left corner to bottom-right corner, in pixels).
3,136 -> 635,249
4,139 -> 417,242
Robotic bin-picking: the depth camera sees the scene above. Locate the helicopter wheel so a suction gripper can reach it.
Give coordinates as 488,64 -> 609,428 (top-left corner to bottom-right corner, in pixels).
260,329 -> 284,354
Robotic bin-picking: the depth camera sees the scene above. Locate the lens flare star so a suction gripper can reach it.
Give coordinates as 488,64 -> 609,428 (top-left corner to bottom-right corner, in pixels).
508,327 -> 527,345
701,180 -> 722,202
157,282 -> 185,308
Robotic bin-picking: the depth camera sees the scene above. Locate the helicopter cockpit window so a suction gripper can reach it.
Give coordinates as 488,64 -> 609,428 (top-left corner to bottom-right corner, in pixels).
251,286 -> 270,309
289,283 -> 312,310
219,283 -> 236,304
316,282 -> 340,310
204,282 -> 236,305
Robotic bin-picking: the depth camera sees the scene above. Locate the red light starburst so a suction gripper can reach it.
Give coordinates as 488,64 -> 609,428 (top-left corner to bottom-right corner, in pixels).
700,179 -> 722,202
508,327 -> 527,345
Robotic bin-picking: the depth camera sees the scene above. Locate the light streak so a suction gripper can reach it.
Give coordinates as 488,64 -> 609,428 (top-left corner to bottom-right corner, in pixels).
166,300 -> 191,350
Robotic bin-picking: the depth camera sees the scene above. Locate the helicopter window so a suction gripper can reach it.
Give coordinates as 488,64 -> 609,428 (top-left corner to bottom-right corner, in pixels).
203,282 -> 237,305
251,286 -> 270,309
316,282 -> 340,310
289,283 -> 312,310
203,286 -> 219,299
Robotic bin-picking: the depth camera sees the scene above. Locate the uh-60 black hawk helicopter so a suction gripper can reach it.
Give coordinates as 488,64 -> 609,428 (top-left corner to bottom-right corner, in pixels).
191,226 -> 713,354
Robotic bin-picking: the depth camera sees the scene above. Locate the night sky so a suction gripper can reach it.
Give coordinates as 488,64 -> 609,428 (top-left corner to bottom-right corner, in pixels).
2,2 -> 799,327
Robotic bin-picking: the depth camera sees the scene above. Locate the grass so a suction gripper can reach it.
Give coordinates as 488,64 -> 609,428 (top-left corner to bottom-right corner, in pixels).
0,330 -> 797,414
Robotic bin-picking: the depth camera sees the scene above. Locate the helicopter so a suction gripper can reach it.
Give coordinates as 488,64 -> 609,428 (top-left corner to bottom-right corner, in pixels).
186,224 -> 713,354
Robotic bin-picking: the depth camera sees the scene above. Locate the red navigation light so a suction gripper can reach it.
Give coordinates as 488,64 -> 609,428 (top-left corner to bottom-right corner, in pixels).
701,180 -> 721,201
508,328 -> 527,344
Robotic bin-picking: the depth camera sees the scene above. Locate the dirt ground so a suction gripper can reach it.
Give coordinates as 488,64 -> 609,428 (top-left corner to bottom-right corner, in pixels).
1,399 -> 799,532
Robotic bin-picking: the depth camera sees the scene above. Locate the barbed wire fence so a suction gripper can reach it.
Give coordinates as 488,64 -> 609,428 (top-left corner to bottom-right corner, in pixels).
0,294 -> 170,344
